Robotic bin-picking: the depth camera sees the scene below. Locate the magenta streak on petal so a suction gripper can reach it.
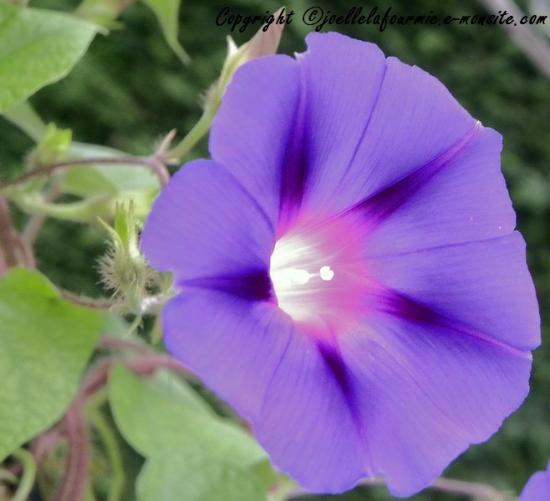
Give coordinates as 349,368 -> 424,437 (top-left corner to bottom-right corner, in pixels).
181,269 -> 273,302
315,339 -> 373,472
317,342 -> 353,397
315,341 -> 369,449
377,289 -> 531,359
348,121 -> 481,227
278,65 -> 311,232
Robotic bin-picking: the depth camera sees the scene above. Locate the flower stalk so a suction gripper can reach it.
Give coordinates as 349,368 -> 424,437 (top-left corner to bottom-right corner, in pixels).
11,449 -> 37,501
0,154 -> 169,192
0,196 -> 35,271
86,391 -> 125,501
55,395 -> 90,501
0,197 -> 18,269
168,8 -> 286,161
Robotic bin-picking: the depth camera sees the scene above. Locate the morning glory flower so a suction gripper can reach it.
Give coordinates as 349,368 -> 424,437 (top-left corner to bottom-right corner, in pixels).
141,32 -> 540,496
521,461 -> 550,501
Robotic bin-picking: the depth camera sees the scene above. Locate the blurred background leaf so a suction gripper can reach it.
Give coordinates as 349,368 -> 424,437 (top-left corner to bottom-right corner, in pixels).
142,0 -> 189,64
0,2 -> 97,112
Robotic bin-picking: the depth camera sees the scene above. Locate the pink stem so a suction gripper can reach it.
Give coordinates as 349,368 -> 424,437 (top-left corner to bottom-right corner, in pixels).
0,197 -> 19,268
0,155 -> 169,189
55,397 -> 90,501
49,349 -> 193,500
0,197 -> 36,270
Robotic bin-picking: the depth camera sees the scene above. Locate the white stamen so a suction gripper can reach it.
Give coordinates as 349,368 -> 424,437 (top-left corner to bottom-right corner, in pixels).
319,265 -> 335,281
270,267 -> 312,291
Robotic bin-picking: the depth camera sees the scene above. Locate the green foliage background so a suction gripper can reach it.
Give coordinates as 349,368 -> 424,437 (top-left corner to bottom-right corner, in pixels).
1,0 -> 549,499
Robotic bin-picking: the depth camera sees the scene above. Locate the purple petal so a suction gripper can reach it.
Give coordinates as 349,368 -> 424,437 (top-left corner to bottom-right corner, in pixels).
210,33 -> 475,225
294,32 -> 386,215
349,122 -> 480,227
210,34 -> 387,226
362,126 -> 516,253
366,232 -> 540,351
339,311 -> 532,496
256,333 -> 366,493
163,289 -> 292,421
521,461 -> 550,501
255,229 -> 538,495
141,160 -> 274,282
303,45 -> 475,215
142,33 -> 541,498
209,55 -> 299,224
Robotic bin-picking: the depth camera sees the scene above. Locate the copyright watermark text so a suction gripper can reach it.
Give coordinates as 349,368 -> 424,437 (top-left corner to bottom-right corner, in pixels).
215,6 -> 548,33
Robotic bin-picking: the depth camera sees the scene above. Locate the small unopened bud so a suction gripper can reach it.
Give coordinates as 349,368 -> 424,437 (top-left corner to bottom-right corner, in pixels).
238,6 -> 287,61
98,201 -> 169,315
206,6 -> 286,112
169,7 -> 286,161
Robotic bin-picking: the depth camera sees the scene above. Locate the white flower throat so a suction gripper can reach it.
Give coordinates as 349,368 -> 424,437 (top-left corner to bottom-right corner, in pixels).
268,216 -> 369,330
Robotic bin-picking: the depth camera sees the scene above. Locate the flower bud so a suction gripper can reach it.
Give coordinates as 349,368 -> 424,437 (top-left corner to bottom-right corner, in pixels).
98,201 -> 168,315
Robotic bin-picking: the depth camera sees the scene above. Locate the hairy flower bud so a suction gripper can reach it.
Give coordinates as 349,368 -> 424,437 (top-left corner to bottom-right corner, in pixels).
98,201 -> 169,315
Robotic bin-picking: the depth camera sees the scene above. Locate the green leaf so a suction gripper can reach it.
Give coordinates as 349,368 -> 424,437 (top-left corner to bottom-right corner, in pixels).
109,366 -> 269,501
12,141 -> 162,224
0,3 -> 98,112
63,143 -> 160,197
141,0 -> 189,64
0,268 -> 104,461
137,452 -> 265,501
109,366 -> 267,465
2,101 -> 46,142
103,312 -> 133,337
